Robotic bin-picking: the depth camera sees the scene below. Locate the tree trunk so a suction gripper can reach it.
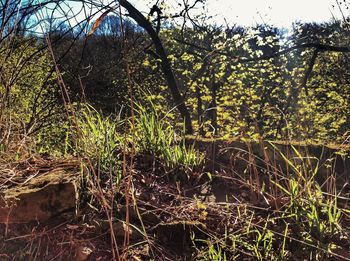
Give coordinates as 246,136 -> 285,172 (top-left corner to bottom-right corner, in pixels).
210,70 -> 218,135
196,85 -> 204,136
118,0 -> 193,134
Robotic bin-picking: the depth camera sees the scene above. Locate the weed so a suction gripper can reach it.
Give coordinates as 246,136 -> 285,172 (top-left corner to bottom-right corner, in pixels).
191,234 -> 227,261
73,103 -> 123,181
134,103 -> 203,177
269,144 -> 344,258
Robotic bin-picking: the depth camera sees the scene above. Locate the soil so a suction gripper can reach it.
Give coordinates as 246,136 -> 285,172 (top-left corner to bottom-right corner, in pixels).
0,140 -> 350,260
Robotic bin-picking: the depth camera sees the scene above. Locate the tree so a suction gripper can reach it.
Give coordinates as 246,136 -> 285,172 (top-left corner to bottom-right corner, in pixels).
118,0 -> 196,133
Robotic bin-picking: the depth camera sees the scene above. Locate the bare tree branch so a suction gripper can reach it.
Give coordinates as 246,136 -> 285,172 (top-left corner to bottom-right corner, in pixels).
119,0 -> 193,133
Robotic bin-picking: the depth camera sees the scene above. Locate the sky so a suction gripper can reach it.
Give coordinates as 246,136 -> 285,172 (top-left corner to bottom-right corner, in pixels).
59,0 -> 347,29
203,0 -> 343,27
131,0 -> 346,28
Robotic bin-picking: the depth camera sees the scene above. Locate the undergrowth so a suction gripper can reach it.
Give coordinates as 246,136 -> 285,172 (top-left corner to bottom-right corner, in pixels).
1,101 -> 350,261
73,103 -> 123,176
190,143 -> 349,260
135,103 -> 203,176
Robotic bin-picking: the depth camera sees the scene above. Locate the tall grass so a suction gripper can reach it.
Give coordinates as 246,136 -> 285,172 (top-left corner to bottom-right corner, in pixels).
191,143 -> 347,260
72,103 -> 122,179
270,144 -> 343,258
69,102 -> 203,183
134,103 -> 203,177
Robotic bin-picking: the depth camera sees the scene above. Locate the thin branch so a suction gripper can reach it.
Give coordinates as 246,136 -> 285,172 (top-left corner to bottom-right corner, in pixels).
175,37 -> 350,63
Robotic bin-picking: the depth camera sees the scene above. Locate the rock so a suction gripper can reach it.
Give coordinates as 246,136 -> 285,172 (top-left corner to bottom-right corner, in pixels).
0,169 -> 77,223
74,246 -> 93,261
